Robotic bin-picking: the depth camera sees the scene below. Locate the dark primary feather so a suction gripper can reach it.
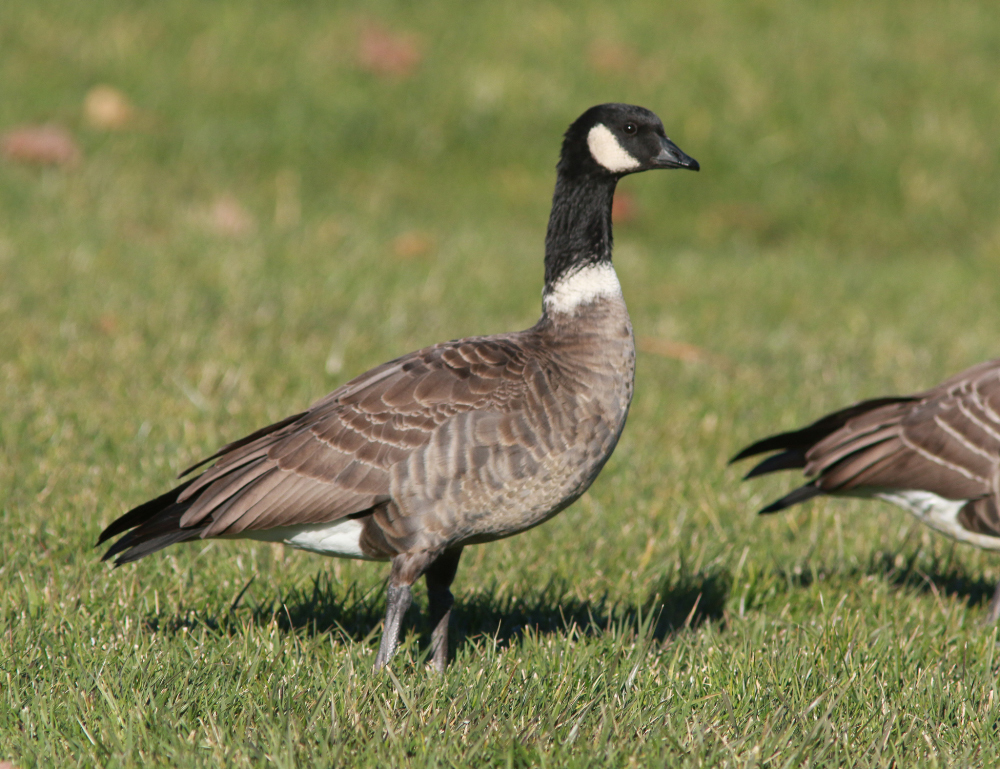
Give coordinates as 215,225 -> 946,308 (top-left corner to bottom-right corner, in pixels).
730,397 -> 915,471
96,479 -> 196,545
101,505 -> 205,565
178,412 -> 306,477
758,483 -> 823,514
734,359 -> 1000,536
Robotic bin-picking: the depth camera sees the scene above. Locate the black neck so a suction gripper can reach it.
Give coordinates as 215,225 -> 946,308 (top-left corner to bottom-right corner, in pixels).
543,172 -> 619,287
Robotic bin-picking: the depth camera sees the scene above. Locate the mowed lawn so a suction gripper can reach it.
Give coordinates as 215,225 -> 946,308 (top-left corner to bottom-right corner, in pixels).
3,1 -> 1000,766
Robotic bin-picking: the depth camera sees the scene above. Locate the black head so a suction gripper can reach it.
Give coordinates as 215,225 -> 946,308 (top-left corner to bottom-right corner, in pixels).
558,103 -> 699,178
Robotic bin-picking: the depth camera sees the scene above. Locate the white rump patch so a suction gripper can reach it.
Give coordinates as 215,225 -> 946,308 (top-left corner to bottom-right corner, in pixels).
587,124 -> 640,173
876,490 -> 1000,551
544,262 -> 623,315
240,518 -> 376,560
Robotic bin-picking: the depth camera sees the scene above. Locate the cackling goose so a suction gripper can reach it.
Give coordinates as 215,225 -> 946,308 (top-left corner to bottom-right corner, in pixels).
733,359 -> 1000,622
99,103 -> 699,670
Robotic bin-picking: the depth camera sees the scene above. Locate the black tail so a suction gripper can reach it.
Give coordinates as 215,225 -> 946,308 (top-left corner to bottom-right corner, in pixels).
732,396 -> 913,514
730,397 -> 913,477
98,412 -> 306,566
758,483 -> 823,514
97,479 -> 194,546
98,479 -> 206,566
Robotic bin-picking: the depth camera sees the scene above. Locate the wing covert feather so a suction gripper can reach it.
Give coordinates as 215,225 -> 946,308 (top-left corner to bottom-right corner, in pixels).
802,361 -> 1000,506
177,336 -> 535,536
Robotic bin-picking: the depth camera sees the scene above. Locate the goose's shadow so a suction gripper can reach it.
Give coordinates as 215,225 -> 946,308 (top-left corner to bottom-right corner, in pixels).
742,548 -> 999,618
265,568 -> 731,651
151,568 -> 732,653
148,548 -> 999,653
861,549 -> 998,610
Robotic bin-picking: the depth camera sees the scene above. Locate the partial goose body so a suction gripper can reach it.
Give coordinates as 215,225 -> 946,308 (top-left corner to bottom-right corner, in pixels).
208,288 -> 635,558
732,358 -> 1000,621
99,103 -> 699,670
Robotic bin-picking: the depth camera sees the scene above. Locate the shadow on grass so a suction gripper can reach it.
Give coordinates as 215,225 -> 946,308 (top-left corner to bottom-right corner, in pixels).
743,547 -> 998,618
444,568 -> 731,649
147,566 -> 732,656
864,548 -> 998,610
146,545 -> 998,658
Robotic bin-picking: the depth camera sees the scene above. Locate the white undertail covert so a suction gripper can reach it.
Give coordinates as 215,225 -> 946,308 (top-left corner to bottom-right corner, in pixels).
877,490 -> 1000,551
240,518 -> 376,559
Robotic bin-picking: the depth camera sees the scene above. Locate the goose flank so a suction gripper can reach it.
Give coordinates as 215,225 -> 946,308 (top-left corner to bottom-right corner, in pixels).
99,103 -> 699,670
733,359 -> 1000,622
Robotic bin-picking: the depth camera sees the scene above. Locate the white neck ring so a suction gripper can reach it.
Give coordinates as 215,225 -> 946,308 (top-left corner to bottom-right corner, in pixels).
544,262 -> 623,315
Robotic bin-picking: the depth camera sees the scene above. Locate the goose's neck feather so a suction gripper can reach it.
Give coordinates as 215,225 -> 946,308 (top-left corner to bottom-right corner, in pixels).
543,262 -> 623,316
543,172 -> 618,290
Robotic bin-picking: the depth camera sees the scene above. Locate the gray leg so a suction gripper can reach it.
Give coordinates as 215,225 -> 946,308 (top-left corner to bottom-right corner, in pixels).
986,580 -> 1000,625
374,584 -> 412,671
425,547 -> 463,673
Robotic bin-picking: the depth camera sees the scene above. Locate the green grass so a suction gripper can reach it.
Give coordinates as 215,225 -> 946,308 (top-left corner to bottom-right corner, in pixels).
3,0 -> 1000,765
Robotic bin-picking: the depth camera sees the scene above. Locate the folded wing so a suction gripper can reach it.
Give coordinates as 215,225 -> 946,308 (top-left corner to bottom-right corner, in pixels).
734,360 -> 1000,537
100,336 -> 534,563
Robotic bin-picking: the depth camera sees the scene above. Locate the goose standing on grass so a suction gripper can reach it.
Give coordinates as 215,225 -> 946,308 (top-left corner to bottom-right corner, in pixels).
732,359 -> 1000,622
99,103 -> 699,670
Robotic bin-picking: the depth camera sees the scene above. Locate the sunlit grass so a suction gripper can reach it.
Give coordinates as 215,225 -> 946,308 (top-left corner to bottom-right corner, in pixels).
3,0 -> 1000,766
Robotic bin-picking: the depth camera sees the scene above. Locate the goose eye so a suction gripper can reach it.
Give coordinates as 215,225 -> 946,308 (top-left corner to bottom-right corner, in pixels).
622,123 -> 637,135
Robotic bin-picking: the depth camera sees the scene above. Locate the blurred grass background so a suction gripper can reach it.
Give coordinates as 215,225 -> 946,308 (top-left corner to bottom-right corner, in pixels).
2,0 -> 1000,766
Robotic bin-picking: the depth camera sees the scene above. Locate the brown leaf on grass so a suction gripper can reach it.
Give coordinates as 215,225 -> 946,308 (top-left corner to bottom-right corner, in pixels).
612,190 -> 638,224
587,40 -> 639,75
316,218 -> 346,245
698,203 -> 780,245
357,24 -> 422,78
392,230 -> 435,260
1,125 -> 80,166
0,761 -> 20,769
84,85 -> 134,130
637,336 -> 730,367
208,195 -> 255,238
97,314 -> 118,335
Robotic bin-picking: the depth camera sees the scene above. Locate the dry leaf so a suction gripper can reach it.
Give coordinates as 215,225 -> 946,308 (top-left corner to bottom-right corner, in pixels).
97,314 -> 118,334
357,24 -> 422,78
392,231 -> 435,259
208,196 -> 255,237
637,336 -> 728,367
84,85 -> 134,130
698,203 -> 779,244
612,190 -> 638,224
587,40 -> 639,75
1,125 -> 80,166
316,218 -> 346,245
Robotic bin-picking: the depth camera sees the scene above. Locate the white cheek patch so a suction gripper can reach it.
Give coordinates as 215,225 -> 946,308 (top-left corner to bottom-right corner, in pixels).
587,124 -> 641,173
544,262 -> 623,315
876,490 -> 1000,551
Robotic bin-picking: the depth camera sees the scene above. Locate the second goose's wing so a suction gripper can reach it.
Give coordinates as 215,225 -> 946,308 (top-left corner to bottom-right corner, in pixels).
805,361 -> 1000,500
741,360 -> 1000,534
